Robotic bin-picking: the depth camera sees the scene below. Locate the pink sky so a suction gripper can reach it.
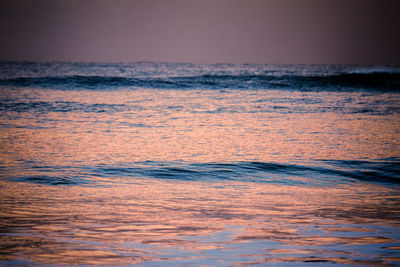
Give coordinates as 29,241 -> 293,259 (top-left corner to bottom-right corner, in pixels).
0,0 -> 399,64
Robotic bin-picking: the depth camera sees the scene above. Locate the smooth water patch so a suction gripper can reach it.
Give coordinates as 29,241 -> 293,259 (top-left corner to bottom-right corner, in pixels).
0,179 -> 399,266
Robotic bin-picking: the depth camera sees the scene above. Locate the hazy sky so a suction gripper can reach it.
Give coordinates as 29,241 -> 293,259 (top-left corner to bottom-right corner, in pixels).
0,0 -> 399,64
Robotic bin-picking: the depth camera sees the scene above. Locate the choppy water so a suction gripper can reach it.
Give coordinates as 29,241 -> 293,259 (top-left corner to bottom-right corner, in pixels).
0,62 -> 400,266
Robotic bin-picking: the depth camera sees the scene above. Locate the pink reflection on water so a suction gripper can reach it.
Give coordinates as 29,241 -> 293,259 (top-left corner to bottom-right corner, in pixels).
1,178 -> 399,265
0,88 -> 400,265
1,89 -> 399,166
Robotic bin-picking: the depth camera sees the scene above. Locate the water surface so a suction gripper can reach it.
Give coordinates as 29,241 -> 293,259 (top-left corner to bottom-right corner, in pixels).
0,62 -> 399,266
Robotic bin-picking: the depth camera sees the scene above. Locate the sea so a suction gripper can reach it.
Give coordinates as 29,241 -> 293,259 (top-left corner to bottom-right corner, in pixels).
0,62 -> 399,266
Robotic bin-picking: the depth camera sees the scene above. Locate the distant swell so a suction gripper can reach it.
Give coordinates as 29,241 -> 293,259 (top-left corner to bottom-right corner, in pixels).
1,72 -> 399,91
0,100 -> 129,114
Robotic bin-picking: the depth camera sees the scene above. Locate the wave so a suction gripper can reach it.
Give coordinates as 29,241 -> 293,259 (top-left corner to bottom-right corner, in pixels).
0,72 -> 399,91
0,100 -> 131,114
95,159 -> 400,185
3,159 -> 399,187
2,98 -> 399,116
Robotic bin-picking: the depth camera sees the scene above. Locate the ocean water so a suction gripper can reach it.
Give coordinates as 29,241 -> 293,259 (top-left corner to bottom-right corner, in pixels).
0,62 -> 399,266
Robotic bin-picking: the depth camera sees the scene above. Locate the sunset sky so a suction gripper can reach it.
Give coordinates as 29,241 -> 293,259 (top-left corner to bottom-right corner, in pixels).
0,0 -> 399,64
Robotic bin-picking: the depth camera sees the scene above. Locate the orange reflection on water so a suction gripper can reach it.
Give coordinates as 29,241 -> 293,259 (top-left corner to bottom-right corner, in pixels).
1,88 -> 400,265
1,178 -> 399,265
1,89 -> 399,166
